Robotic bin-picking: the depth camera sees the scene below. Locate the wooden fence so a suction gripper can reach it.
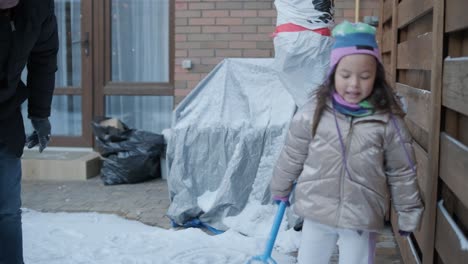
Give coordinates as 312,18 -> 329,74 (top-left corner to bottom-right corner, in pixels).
379,0 -> 468,263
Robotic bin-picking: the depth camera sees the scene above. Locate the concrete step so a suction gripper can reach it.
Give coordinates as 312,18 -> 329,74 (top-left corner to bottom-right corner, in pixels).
21,148 -> 101,181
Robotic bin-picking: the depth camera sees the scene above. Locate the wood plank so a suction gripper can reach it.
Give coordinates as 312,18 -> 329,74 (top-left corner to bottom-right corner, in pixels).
412,143 -> 430,253
398,69 -> 431,92
461,115 -> 468,146
383,0 -> 393,23
405,117 -> 428,152
447,30 -> 468,58
439,133 -> 468,209
446,0 -> 468,33
405,12 -> 434,40
439,183 -> 468,244
413,143 -> 429,208
396,83 -> 431,132
378,0 -> 385,46
442,58 -> 468,116
444,108 -> 459,138
389,0 -> 398,87
382,28 -> 393,53
435,201 -> 468,263
391,208 -> 422,264
397,0 -> 433,28
423,0 -> 445,262
397,33 -> 433,70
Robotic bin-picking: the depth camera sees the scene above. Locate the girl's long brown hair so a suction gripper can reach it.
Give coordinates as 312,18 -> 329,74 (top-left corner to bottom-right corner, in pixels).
311,63 -> 404,137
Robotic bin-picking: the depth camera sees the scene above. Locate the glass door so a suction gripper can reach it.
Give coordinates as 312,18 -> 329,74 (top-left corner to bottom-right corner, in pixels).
93,0 -> 174,134
24,0 -> 174,148
24,0 -> 93,147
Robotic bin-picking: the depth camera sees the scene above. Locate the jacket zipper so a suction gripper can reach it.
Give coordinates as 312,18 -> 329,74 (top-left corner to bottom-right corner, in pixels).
335,116 -> 354,226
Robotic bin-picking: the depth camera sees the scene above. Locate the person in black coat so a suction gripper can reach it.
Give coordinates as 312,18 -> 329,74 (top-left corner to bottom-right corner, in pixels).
0,0 -> 58,263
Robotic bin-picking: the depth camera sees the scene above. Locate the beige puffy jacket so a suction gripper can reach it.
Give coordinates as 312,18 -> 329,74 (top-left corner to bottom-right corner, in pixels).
270,98 -> 423,232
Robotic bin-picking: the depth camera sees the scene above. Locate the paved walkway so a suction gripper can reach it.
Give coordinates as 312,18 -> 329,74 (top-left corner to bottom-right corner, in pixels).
22,177 -> 172,229
21,177 -> 403,263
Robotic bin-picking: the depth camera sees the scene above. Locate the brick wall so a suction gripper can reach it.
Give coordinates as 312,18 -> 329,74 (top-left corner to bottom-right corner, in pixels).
174,0 -> 381,104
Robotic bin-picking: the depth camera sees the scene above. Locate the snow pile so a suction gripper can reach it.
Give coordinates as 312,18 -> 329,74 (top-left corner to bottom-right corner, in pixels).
23,209 -> 299,264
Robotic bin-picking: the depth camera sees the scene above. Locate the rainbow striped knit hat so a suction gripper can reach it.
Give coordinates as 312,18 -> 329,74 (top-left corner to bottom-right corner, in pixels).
329,21 -> 382,74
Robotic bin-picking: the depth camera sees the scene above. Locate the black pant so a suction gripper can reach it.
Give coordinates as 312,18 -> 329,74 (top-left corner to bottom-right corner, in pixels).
0,143 -> 24,264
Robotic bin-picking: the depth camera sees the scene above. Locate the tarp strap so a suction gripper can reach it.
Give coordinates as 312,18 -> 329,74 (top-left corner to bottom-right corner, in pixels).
170,218 -> 225,235
272,23 -> 331,37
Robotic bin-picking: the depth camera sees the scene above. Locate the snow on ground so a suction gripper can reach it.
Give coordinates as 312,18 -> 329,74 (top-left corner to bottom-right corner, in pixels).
22,208 -> 299,264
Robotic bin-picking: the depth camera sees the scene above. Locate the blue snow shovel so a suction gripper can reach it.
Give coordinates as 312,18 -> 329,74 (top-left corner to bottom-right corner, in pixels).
246,200 -> 288,264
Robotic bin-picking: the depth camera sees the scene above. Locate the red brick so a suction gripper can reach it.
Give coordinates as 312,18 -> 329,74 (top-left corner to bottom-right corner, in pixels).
243,33 -> 272,41
175,49 -> 188,57
201,57 -> 224,65
174,81 -> 187,90
230,10 -> 257,17
361,1 -> 380,9
175,26 -> 201,33
175,2 -> 187,10
175,34 -> 187,41
258,10 -> 276,17
215,34 -> 243,41
200,41 -> 229,49
343,9 -> 356,18
176,72 -> 202,81
188,81 -> 201,90
174,65 -> 188,73
190,64 -> 215,73
216,2 -> 243,9
188,3 -> 215,10
176,10 -> 201,18
202,10 -> 229,17
256,41 -> 274,49
216,49 -> 242,57
174,96 -> 185,106
335,1 -> 355,9
258,26 -> 275,33
243,2 -> 272,10
187,34 -> 216,41
176,42 -> 201,49
244,17 -> 273,25
190,18 -> 215,25
175,18 -> 188,26
229,41 -> 257,49
175,88 -> 192,96
243,49 -> 271,57
216,18 -> 243,25
175,58 -> 201,65
189,49 -> 215,57
202,26 -> 229,33
229,25 -> 257,33
334,9 -> 344,17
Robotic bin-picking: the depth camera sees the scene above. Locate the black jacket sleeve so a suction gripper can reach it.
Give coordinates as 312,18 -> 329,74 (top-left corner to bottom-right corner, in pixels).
26,2 -> 58,119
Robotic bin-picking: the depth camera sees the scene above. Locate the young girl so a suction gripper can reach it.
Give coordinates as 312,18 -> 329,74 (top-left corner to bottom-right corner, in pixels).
270,21 -> 423,264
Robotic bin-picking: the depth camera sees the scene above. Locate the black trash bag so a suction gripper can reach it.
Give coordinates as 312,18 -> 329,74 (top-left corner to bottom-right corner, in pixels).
92,117 -> 165,185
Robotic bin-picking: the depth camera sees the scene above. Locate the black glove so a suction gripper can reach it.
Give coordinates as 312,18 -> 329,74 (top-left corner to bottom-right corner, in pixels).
26,118 -> 51,153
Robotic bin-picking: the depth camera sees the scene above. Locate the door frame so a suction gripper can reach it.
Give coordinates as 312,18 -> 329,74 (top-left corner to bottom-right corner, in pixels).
50,0 -> 174,148
91,0 -> 174,147
50,0 -> 93,147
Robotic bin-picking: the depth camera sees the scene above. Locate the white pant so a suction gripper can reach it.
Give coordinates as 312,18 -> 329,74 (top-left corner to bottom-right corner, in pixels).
297,219 -> 377,264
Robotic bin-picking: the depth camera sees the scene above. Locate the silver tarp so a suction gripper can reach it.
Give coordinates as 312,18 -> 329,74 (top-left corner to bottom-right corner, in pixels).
166,0 -> 333,227
273,31 -> 333,107
165,52 -> 329,230
166,59 -> 295,230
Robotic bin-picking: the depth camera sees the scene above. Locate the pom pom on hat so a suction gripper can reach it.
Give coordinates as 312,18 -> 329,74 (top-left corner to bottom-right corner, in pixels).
329,21 -> 382,74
